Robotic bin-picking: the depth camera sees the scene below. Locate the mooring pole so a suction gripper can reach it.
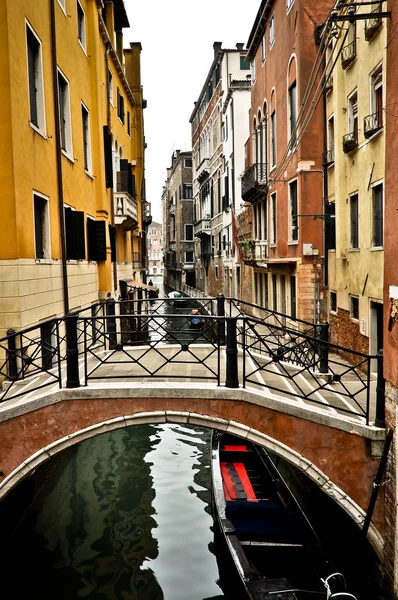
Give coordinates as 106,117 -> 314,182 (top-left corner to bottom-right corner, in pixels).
362,429 -> 393,537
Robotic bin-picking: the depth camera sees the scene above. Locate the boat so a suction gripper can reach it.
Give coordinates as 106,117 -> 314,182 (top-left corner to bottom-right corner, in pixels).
211,432 -> 358,600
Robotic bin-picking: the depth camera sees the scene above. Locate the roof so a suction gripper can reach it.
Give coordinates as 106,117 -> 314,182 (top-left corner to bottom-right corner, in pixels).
246,0 -> 274,62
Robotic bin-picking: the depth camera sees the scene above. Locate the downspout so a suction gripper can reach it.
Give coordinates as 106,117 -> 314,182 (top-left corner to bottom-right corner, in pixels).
104,44 -> 118,293
50,0 -> 69,314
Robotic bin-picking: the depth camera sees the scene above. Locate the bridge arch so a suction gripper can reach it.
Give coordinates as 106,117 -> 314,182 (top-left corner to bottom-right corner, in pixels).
0,386 -> 385,556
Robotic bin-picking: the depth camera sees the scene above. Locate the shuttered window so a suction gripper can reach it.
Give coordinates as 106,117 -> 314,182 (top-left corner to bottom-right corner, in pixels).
117,87 -> 125,123
289,180 -> 298,241
372,183 -> 383,247
109,225 -> 116,262
64,208 -> 85,260
26,25 -> 45,132
350,194 -> 359,249
87,218 -> 107,261
103,126 -> 113,188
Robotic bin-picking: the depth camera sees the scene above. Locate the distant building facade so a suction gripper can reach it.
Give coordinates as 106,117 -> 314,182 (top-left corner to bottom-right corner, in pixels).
162,151 -> 195,291
147,221 -> 163,286
242,0 -> 333,322
190,42 -> 251,298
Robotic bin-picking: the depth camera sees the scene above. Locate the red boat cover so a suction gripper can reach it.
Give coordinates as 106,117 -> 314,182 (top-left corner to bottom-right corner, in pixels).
221,461 -> 258,501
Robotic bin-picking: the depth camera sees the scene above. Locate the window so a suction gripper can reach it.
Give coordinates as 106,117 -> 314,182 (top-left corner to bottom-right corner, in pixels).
185,251 -> 194,263
185,224 -> 194,241
350,296 -> 359,320
183,185 -> 193,199
34,193 -> 50,259
184,158 -> 193,168
65,207 -> 85,260
117,87 -> 125,123
326,116 -> 335,163
350,193 -> 359,249
290,276 -> 296,318
289,180 -> 298,241
370,64 -> 383,129
261,34 -> 266,63
240,56 -> 250,70
57,0 -> 66,11
127,111 -> 131,136
371,183 -> 383,247
288,81 -> 297,147
77,1 -> 86,51
108,69 -> 113,105
81,103 -> 92,173
270,192 -> 277,244
348,91 -> 358,143
270,110 -> 276,167
272,274 -> 278,311
215,264 -> 219,280
58,70 -> 73,156
287,0 -> 294,11
26,24 -> 45,133
330,291 -> 337,313
251,58 -> 256,82
269,13 -> 275,47
87,217 -> 106,261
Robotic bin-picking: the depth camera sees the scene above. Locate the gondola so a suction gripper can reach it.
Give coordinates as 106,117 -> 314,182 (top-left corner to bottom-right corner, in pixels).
211,432 -> 358,600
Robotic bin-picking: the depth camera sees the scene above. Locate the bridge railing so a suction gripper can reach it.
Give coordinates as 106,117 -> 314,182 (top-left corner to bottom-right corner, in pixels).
0,295 -> 385,427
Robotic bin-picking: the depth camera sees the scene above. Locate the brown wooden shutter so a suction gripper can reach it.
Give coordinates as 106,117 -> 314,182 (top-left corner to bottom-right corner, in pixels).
103,126 -> 113,188
74,211 -> 86,260
95,221 -> 107,261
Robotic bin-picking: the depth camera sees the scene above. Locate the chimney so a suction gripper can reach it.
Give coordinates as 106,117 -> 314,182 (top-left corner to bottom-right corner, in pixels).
236,43 -> 244,50
213,42 -> 222,58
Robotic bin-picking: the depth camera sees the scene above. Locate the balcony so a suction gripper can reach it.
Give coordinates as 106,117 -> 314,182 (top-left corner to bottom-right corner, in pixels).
365,7 -> 382,41
240,240 -> 268,266
144,201 -> 152,225
194,216 -> 211,237
114,194 -> 138,225
363,112 -> 383,138
196,158 -> 210,184
322,148 -> 335,167
341,40 -> 356,70
241,163 -> 267,203
342,131 -> 358,154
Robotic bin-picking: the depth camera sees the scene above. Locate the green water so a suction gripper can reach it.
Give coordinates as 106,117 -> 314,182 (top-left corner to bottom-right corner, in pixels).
2,425 -> 225,600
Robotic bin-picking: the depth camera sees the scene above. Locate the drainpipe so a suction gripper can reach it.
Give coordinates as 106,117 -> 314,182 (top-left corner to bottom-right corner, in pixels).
50,0 -> 69,314
104,45 -> 118,294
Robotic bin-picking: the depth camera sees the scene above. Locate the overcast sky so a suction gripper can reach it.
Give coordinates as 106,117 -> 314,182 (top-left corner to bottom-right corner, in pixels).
125,0 -> 260,223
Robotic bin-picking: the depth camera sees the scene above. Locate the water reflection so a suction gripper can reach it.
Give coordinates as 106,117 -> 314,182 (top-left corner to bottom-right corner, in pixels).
2,425 -> 224,600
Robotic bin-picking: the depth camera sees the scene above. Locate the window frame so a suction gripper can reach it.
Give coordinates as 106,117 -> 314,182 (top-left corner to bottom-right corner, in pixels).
108,69 -> 114,106
33,192 -> 51,260
270,192 -> 277,245
287,0 -> 295,12
57,0 -> 67,14
288,80 -> 297,148
77,0 -> 87,53
185,251 -> 194,263
350,296 -> 359,321
269,13 -> 275,48
349,192 -> 359,249
117,87 -> 125,124
288,179 -> 298,243
261,33 -> 267,63
81,102 -> 92,175
26,22 -> 46,136
185,224 -> 194,241
371,181 -> 383,249
370,62 -> 383,129
270,110 -> 276,169
330,291 -> 337,314
57,68 -> 73,159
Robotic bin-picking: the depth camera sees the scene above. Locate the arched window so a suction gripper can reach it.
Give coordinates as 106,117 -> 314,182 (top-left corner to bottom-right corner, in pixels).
270,90 -> 276,168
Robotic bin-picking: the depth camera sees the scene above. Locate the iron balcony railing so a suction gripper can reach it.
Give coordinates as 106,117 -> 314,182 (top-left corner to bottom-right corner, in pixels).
341,40 -> 356,70
365,6 -> 382,41
363,112 -> 383,138
241,163 -> 267,203
0,296 -> 385,427
322,148 -> 335,166
342,131 -> 358,154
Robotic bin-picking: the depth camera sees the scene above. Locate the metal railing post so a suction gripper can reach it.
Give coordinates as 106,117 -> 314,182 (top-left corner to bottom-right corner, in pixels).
225,317 -> 239,388
375,350 -> 385,428
66,313 -> 80,388
217,293 -> 226,346
318,321 -> 329,373
106,297 -> 117,350
6,329 -> 17,380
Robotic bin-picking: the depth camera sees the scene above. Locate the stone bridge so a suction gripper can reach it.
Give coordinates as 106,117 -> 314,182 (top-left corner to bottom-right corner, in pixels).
0,381 -> 386,557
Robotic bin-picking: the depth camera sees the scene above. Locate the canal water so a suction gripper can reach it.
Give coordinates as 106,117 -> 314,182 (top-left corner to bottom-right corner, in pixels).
2,424 -> 225,600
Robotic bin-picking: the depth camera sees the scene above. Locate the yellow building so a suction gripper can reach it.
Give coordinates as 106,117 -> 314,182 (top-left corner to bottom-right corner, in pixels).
0,0 -> 147,341
324,3 -> 386,356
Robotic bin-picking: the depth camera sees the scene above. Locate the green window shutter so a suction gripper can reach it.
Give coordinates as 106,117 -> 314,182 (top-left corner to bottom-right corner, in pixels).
64,207 -> 76,260
74,211 -> 86,260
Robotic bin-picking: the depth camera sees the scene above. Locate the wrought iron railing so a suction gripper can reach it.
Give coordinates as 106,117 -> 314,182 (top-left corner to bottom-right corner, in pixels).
364,112 -> 383,138
322,148 -> 335,166
0,296 -> 384,427
241,163 -> 267,202
341,40 -> 356,69
342,131 -> 358,154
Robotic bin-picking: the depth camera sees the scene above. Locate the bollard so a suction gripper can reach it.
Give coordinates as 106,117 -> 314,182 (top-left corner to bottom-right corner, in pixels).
6,329 -> 17,380
106,297 -> 117,350
217,293 -> 226,346
66,313 -> 80,388
375,350 -> 385,428
225,317 -> 239,388
318,321 -> 329,374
